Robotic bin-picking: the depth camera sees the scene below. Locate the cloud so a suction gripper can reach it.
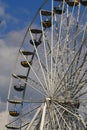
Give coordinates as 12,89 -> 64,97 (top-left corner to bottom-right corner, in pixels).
0,43 -> 18,102
0,110 -> 8,130
5,30 -> 24,47
0,39 -> 18,73
0,100 -> 6,112
0,1 -> 39,105
0,6 -> 5,16
0,1 -> 19,30
0,28 -> 25,103
0,1 -> 26,105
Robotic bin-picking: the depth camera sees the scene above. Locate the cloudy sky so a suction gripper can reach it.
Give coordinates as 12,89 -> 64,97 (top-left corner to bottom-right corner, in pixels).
0,0 -> 87,129
0,0 -> 44,110
0,0 -> 45,129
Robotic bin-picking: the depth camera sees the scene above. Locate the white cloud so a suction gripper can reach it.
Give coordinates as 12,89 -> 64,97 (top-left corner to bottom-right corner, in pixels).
0,111 -> 8,130
0,30 -> 25,130
0,100 -> 6,112
0,28 -> 25,103
0,39 -> 18,75
0,6 -> 5,16
0,1 -> 19,30
6,30 -> 24,47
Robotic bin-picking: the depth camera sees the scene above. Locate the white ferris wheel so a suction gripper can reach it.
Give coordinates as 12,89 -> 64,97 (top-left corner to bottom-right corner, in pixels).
6,0 -> 87,129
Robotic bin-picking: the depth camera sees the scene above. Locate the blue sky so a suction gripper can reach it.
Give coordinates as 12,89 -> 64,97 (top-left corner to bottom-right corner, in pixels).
0,1 -> 49,129
0,0 -> 44,34
0,0 -> 45,111
0,0 -> 87,111
0,0 -> 87,129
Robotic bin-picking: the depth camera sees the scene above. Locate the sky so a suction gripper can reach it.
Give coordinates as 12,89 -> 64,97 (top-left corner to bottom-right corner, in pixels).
0,1 -> 46,129
0,0 -> 87,108
0,0 -> 87,129
0,0 -> 44,107
0,0 -> 49,128
0,0 -> 45,129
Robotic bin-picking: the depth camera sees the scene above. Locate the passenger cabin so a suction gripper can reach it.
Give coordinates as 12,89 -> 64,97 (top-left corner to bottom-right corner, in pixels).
9,111 -> 19,117
6,125 -> 20,129
41,10 -> 52,28
14,85 -> 25,91
42,20 -> 51,28
20,50 -> 34,56
65,0 -> 79,6
12,73 -> 27,79
30,39 -> 41,46
30,29 -> 42,47
8,99 -> 22,104
41,10 -> 52,16
54,7 -> 66,14
80,0 -> 87,6
21,61 -> 32,68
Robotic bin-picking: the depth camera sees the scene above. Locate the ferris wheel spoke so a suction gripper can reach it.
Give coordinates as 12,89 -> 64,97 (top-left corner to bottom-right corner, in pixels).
72,55 -> 83,86
35,53 -> 48,74
6,0 -> 87,129
73,79 -> 87,98
20,51 -> 49,96
39,102 -> 47,130
54,109 -> 62,130
62,21 -> 86,56
54,104 -> 71,130
54,102 -> 86,128
28,76 -> 43,87
12,73 -> 47,97
40,12 -> 51,93
65,3 -> 76,46
68,53 -> 87,90
65,0 -> 80,47
74,68 -> 87,87
26,104 -> 43,130
19,0 -> 48,49
29,29 -> 50,94
6,105 -> 41,129
53,0 -> 65,85
75,91 -> 87,99
72,54 -> 87,94
54,25 -> 87,96
69,3 -> 78,26
79,6 -> 87,24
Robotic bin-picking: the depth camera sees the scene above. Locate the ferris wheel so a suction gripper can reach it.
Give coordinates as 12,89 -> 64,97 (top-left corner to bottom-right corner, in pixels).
6,0 -> 87,129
